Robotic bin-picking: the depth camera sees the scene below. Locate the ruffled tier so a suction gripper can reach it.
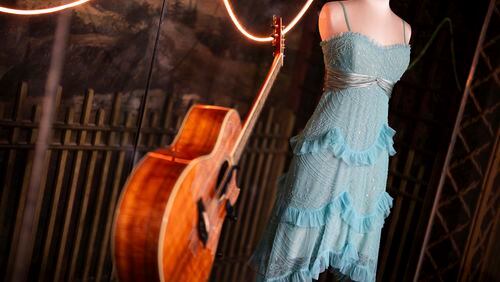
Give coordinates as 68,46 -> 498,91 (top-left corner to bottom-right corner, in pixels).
255,242 -> 375,282
281,190 -> 393,233
289,123 -> 396,166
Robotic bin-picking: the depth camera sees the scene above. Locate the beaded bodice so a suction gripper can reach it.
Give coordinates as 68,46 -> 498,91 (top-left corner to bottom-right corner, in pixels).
320,31 -> 411,90
296,31 -> 411,147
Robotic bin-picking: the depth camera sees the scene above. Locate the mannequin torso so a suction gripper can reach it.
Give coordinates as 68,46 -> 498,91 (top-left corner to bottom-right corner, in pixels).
318,0 -> 412,46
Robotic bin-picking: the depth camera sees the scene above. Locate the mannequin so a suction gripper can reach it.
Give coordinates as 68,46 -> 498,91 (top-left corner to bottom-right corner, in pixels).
249,1 -> 413,281
318,0 -> 411,46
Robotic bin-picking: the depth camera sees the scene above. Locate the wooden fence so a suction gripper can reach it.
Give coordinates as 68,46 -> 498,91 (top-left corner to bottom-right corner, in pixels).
0,81 -> 296,281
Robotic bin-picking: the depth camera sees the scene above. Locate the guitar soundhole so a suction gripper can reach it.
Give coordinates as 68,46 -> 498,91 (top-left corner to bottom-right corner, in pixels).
197,199 -> 208,246
216,160 -> 230,192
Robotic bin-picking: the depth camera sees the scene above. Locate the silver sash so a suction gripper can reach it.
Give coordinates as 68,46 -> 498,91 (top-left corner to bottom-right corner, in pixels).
323,67 -> 395,98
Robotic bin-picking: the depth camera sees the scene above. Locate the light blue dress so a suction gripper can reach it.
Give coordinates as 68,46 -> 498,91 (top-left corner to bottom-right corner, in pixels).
248,3 -> 411,282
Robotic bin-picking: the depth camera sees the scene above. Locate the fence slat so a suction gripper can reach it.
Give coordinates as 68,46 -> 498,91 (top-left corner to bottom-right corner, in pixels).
96,113 -> 134,281
68,109 -> 106,280
38,107 -> 74,280
0,82 -> 28,240
229,108 -> 275,282
240,122 -> 280,280
161,94 -> 175,145
7,85 -> 61,281
54,89 -> 94,281
82,93 -> 122,280
148,112 -> 159,147
390,165 -> 426,281
379,149 -> 415,280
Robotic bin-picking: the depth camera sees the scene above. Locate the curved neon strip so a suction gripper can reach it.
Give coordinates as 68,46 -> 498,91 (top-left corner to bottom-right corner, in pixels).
0,0 -> 91,15
223,0 -> 314,42
283,0 -> 314,35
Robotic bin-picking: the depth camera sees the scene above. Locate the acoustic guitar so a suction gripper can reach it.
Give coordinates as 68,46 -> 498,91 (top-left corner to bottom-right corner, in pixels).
112,16 -> 285,281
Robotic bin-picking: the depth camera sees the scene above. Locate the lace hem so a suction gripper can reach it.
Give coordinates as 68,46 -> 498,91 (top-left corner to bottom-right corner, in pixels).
253,242 -> 375,282
289,123 -> 396,166
281,190 -> 393,233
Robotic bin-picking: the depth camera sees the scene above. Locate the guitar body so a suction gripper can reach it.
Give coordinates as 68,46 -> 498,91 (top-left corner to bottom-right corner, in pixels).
112,104 -> 242,281
113,15 -> 284,282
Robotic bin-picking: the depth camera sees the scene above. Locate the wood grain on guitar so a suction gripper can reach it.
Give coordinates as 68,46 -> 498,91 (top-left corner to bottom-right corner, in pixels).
112,16 -> 285,282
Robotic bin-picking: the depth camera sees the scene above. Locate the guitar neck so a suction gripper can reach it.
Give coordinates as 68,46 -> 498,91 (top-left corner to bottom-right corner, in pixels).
230,52 -> 284,164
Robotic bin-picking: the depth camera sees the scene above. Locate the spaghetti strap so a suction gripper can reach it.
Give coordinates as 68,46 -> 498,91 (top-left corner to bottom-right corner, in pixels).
339,2 -> 352,31
402,19 -> 406,43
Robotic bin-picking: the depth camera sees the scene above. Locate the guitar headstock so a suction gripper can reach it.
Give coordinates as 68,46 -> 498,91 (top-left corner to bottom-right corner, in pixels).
271,15 -> 285,59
